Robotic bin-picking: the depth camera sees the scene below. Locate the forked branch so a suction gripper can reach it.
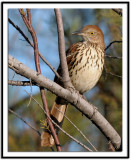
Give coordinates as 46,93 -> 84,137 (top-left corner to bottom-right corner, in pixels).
19,8 -> 61,152
8,54 -> 121,150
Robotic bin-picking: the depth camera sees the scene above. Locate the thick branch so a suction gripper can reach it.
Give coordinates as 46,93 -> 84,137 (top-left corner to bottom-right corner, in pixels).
8,54 -> 121,150
54,9 -> 73,88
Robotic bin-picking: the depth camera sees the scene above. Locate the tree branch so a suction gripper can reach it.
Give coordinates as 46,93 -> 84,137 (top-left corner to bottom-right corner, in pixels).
112,9 -> 122,16
53,105 -> 97,151
8,54 -> 121,150
105,40 -> 122,51
8,18 -> 61,80
8,80 -> 38,86
54,9 -> 73,89
19,9 -> 61,152
104,65 -> 122,79
106,71 -> 122,78
25,91 -> 93,152
105,55 -> 122,59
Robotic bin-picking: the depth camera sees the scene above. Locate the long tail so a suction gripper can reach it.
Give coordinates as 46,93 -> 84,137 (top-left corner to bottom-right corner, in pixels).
41,97 -> 67,147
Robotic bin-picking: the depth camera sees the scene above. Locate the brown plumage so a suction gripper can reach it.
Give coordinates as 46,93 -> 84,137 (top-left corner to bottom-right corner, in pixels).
41,25 -> 105,147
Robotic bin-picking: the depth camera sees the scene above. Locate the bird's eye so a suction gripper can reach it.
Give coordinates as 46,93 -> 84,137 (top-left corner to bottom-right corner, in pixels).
90,32 -> 94,35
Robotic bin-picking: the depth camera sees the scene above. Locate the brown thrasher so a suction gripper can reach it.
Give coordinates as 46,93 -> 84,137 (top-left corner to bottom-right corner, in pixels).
41,25 -> 105,147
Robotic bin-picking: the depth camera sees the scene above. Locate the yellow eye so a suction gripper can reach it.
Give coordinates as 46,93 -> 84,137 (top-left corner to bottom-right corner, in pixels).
90,32 -> 94,35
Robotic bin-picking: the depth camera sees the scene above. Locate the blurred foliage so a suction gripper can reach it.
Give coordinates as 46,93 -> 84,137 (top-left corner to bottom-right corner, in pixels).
8,9 -> 122,152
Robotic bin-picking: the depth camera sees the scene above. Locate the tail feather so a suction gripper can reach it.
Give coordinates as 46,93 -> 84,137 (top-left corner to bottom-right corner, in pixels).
51,102 -> 67,123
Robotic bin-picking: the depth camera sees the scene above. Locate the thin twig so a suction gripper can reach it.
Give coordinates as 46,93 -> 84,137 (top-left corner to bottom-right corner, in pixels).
39,53 -> 61,79
8,108 -> 41,136
19,9 -> 31,29
54,9 -> 73,89
8,80 -> 38,86
105,40 -> 122,51
112,9 -> 122,16
27,9 -> 31,23
105,55 -> 122,59
8,18 -> 61,80
54,106 -> 97,151
19,9 -> 62,152
27,78 -> 32,107
106,71 -> 122,78
11,72 -> 16,81
8,82 -> 97,151
8,18 -> 32,46
25,90 -> 93,152
104,65 -> 122,78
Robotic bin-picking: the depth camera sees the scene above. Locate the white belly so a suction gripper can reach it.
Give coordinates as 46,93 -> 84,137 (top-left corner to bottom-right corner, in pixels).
69,47 -> 104,93
70,66 -> 102,93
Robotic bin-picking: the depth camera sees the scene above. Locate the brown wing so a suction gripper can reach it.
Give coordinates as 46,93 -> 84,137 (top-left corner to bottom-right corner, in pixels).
54,42 -> 82,83
66,42 -> 83,71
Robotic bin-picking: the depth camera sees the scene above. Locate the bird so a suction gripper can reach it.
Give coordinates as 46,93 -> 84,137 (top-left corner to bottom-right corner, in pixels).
41,25 -> 105,147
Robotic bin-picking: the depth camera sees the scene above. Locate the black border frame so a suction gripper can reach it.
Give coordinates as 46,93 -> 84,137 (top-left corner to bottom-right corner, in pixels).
1,1 -> 129,159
